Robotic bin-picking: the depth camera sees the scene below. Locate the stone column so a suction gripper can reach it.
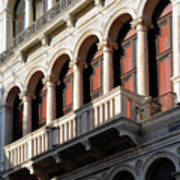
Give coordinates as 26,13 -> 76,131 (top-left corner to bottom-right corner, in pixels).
98,40 -> 116,94
171,0 -> 180,102
25,0 -> 33,28
48,0 -> 56,10
20,92 -> 33,136
43,75 -> 57,125
70,59 -> 83,111
131,18 -> 149,96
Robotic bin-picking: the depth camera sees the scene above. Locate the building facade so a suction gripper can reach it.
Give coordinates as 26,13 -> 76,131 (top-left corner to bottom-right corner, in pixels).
1,0 -> 180,179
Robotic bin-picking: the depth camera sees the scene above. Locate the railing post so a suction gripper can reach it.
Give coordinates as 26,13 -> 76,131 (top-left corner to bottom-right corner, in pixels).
114,91 -> 123,117
25,0 -> 33,28
28,138 -> 33,160
48,0 -> 56,10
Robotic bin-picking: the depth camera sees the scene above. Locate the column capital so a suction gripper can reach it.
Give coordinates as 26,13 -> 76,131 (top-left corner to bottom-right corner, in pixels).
97,40 -> 118,51
19,91 -> 34,102
69,59 -> 87,69
42,75 -> 58,85
131,18 -> 148,31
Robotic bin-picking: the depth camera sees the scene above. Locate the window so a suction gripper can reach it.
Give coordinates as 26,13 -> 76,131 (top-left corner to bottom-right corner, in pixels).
56,61 -> 73,118
13,96 -> 23,141
146,158 -> 175,180
32,79 -> 46,131
114,21 -> 137,93
149,2 -> 173,112
14,0 -> 25,36
34,0 -> 48,20
83,43 -> 103,103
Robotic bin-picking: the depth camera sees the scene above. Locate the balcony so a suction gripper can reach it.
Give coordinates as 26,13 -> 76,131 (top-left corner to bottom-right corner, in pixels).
3,87 -> 145,177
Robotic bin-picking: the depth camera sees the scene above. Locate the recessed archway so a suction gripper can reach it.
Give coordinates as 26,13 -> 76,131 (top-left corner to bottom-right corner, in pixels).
27,71 -> 46,131
51,54 -> 73,118
77,35 -> 103,104
146,158 -> 176,180
5,86 -> 22,144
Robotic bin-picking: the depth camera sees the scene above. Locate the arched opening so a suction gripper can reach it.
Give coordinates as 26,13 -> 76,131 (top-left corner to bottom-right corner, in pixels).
112,171 -> 135,180
51,54 -> 73,118
33,0 -> 48,20
148,0 -> 173,112
109,14 -> 137,92
78,35 -> 102,104
6,87 -> 23,143
13,0 -> 25,36
146,158 -> 176,180
56,60 -> 73,118
27,71 -> 46,131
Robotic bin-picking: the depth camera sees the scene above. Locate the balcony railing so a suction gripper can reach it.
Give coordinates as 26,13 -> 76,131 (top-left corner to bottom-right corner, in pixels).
4,87 -> 145,171
0,0 -> 78,63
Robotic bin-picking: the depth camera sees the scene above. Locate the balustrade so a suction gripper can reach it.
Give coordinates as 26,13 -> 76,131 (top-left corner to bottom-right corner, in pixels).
4,87 -> 144,170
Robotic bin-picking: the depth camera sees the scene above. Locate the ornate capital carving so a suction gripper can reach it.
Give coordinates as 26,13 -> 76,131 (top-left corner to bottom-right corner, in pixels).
42,75 -> 58,85
98,40 -> 118,50
19,91 -> 34,101
69,59 -> 87,69
131,18 -> 148,31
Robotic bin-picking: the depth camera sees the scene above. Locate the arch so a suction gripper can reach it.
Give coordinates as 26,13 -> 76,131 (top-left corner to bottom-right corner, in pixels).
5,86 -> 23,144
146,158 -> 176,180
108,164 -> 136,180
54,55 -> 73,118
6,86 -> 21,106
103,9 -> 136,41
25,67 -> 46,93
147,0 -> 173,112
74,29 -> 102,59
142,0 -> 171,25
5,83 -> 23,105
49,48 -> 73,75
143,151 -> 179,180
27,71 -> 46,130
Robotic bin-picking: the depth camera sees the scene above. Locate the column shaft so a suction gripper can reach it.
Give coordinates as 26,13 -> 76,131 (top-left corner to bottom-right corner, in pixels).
136,23 -> 149,96
171,0 -> 180,102
46,80 -> 56,124
99,41 -> 114,94
22,95 -> 32,136
73,61 -> 82,110
48,0 -> 56,10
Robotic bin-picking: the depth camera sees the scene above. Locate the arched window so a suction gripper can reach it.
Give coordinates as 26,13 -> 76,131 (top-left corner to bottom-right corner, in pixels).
14,0 -> 25,36
149,0 -> 173,112
146,158 -> 176,180
56,61 -> 73,118
83,42 -> 103,104
34,0 -> 48,20
114,20 -> 137,93
13,95 -> 23,141
32,79 -> 46,131
113,171 -> 135,180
